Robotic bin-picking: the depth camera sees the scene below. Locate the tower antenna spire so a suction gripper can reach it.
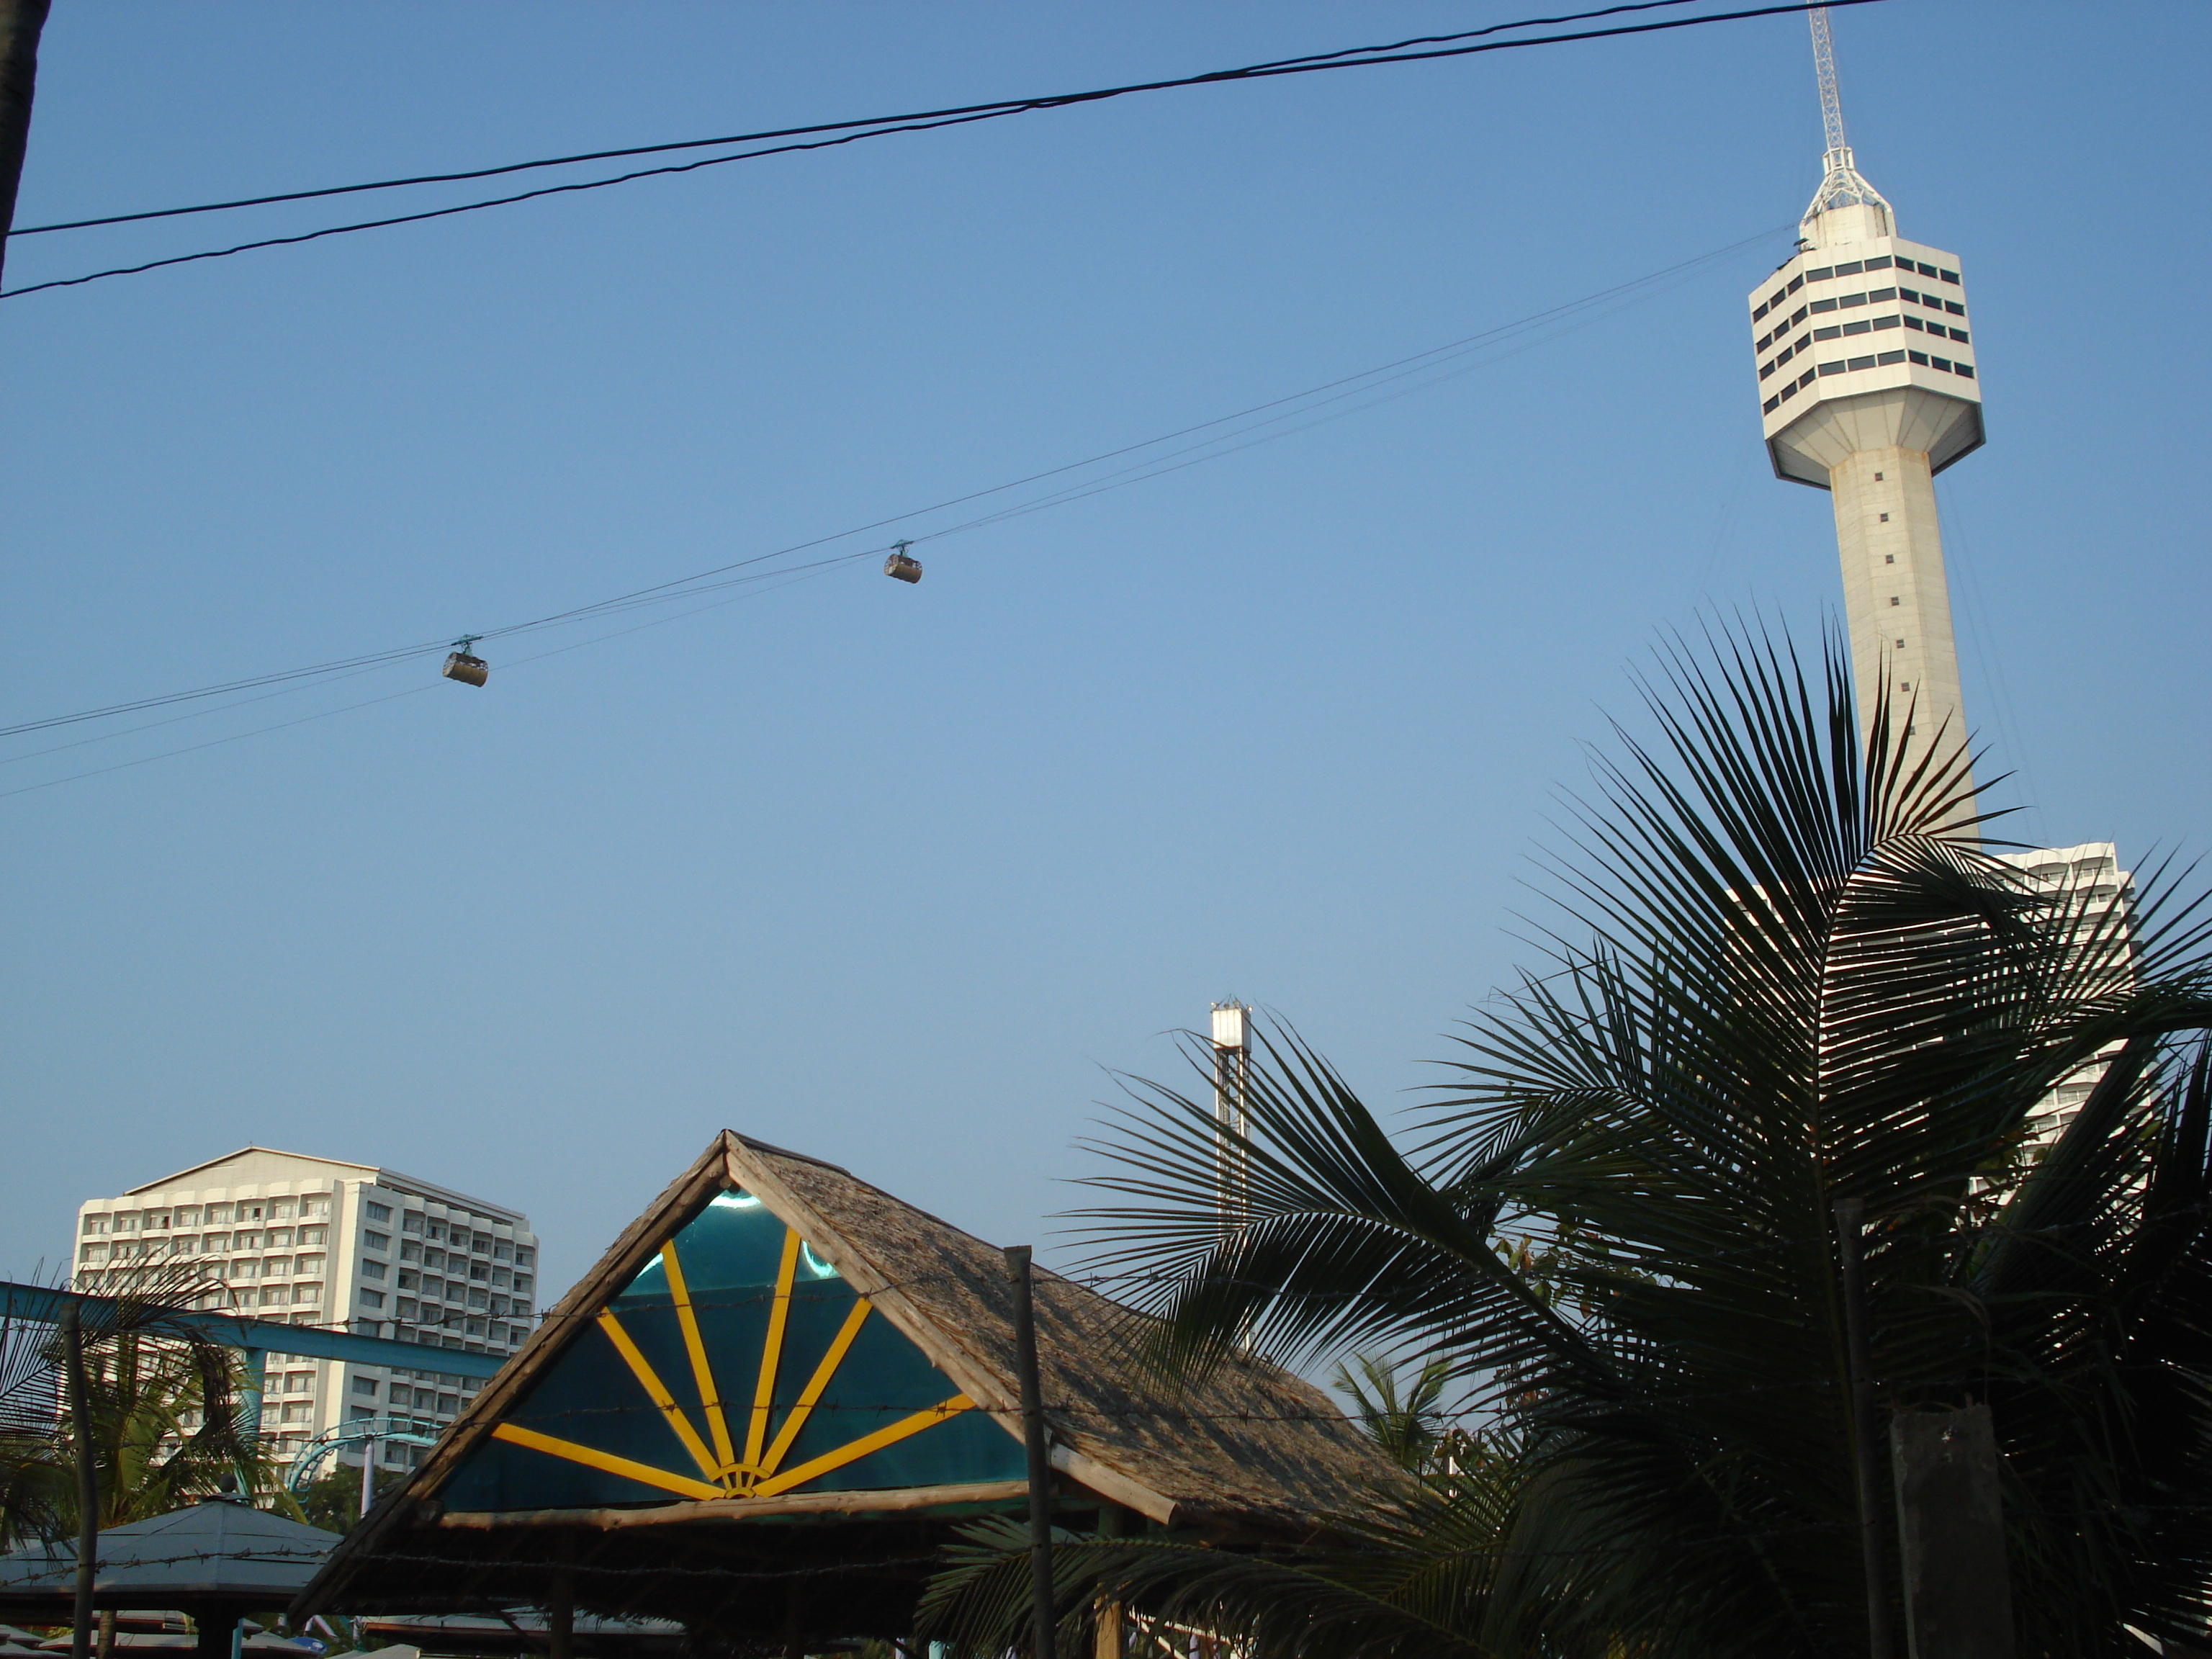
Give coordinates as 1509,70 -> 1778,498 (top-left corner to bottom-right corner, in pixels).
1802,6 -> 1891,233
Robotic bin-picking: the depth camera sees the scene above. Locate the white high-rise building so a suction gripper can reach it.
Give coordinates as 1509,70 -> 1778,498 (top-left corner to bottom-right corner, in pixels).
1750,7 -> 1982,788
70,1147 -> 539,1473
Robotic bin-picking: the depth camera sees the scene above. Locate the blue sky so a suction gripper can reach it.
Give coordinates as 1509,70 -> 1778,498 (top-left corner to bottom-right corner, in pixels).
3,1 -> 2206,1300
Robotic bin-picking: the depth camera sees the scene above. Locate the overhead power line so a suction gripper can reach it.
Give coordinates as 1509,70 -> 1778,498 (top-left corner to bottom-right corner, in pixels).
0,0 -> 1883,300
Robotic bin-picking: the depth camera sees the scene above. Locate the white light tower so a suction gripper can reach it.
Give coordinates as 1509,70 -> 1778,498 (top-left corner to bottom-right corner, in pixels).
1750,9 -> 1983,791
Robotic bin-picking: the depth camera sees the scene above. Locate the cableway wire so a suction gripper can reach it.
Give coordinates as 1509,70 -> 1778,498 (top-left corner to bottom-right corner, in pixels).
0,224 -> 1784,750
0,0 -> 1885,300
0,560 -> 863,799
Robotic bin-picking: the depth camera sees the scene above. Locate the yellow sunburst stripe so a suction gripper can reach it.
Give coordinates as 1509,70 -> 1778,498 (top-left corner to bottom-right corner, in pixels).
745,1228 -> 801,1470
752,1393 -> 973,1499
490,1421 -> 724,1501
757,1298 -> 871,1478
660,1242 -> 737,1472
594,1310 -> 719,1481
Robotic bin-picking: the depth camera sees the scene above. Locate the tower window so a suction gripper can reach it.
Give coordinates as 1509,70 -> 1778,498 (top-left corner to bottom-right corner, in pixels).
1847,356 -> 1876,371
1833,261 -> 1863,276
1954,364 -> 1975,379
1817,361 -> 1845,377
1753,302 -> 1770,321
1808,297 -> 1838,314
1905,316 -> 1925,331
1948,328 -> 1969,343
1896,639 -> 1905,648
1917,261 -> 1939,276
1890,597 -> 1902,607
1763,395 -> 1781,413
1865,256 -> 1894,271
1757,330 -> 1773,350
1788,274 -> 1804,294
1940,269 -> 1960,284
1930,356 -> 1953,372
1879,513 -> 1890,522
1874,472 -> 1884,481
1944,300 -> 1965,315
1899,287 -> 1920,302
1843,320 -> 1871,336
1885,555 -> 1895,563
1840,292 -> 1868,309
1868,287 -> 1896,301
1791,305 -> 1808,324
1807,266 -> 1834,282
1814,325 -> 1843,341
1873,315 -> 1899,330
1877,350 -> 1906,364
1908,350 -> 1930,365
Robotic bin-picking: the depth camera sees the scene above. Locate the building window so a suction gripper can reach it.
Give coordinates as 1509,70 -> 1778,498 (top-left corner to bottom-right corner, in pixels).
1842,320 -> 1871,336
1877,350 -> 1906,365
1847,355 -> 1876,370
1879,513 -> 1889,522
365,1202 -> 392,1223
1954,363 -> 1974,378
1885,554 -> 1895,564
1867,285 -> 1896,300
1902,315 -> 1925,332
300,1226 -> 328,1246
363,1231 -> 390,1254
1930,356 -> 1952,372
397,1298 -> 419,1321
1808,297 -> 1838,314
1817,361 -> 1845,377
1806,266 -> 1833,282
1753,302 -> 1769,322
1940,270 -> 1960,284
1763,394 -> 1781,413
1787,274 -> 1804,294
297,1282 -> 323,1304
1872,315 -> 1899,331
303,1197 -> 330,1218
1908,350 -> 1929,365
402,1213 -> 426,1236
273,1201 -> 295,1220
1840,292 -> 1867,309
362,1260 -> 387,1280
1865,255 -> 1893,271
1949,328 -> 1969,343
1889,597 -> 1901,607
360,1288 -> 386,1309
1812,325 -> 1841,341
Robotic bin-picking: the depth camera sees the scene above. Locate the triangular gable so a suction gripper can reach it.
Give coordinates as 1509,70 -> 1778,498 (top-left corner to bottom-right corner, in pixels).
435,1174 -> 1024,1512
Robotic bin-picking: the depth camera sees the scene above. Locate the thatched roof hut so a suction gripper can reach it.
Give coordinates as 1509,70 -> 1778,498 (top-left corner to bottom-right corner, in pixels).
293,1132 -> 1400,1642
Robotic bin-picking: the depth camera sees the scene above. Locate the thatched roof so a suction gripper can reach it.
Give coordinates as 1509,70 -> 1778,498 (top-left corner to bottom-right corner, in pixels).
294,1132 -> 1403,1636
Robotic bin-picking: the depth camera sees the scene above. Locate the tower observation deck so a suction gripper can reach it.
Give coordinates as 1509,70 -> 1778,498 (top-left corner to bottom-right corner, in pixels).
1751,8 -> 1983,796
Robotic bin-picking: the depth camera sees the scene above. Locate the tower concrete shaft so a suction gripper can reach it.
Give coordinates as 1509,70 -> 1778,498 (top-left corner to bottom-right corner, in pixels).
1748,9 -> 1984,801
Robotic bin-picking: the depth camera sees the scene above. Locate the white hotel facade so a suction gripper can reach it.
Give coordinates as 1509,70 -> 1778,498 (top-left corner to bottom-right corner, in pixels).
71,1147 -> 539,1470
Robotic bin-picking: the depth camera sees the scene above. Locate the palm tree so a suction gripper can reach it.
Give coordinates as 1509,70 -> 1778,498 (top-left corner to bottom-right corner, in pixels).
925,621 -> 2212,1658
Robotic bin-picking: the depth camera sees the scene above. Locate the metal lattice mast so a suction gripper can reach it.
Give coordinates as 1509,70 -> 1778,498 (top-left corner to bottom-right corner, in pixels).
1802,6 -> 1892,230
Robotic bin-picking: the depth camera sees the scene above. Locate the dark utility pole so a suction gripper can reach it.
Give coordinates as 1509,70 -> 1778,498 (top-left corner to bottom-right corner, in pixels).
61,1302 -> 97,1659
1003,1246 -> 1056,1659
1834,1197 -> 1893,1659
1890,1406 -> 2016,1659
0,0 -> 53,287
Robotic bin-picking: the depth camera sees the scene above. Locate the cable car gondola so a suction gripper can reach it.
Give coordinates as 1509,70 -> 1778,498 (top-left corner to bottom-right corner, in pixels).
883,541 -> 922,584
442,636 -> 489,687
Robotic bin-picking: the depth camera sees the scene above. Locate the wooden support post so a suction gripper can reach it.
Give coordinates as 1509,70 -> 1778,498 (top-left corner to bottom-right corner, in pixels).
1834,1198 -> 1894,1659
547,1570 -> 575,1659
62,1303 -> 97,1659
1003,1246 -> 1056,1659
1094,1502 -> 1125,1659
1890,1406 -> 2015,1659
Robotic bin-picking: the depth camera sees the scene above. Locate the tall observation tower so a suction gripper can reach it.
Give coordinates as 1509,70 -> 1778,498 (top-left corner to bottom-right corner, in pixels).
1749,8 -> 1983,789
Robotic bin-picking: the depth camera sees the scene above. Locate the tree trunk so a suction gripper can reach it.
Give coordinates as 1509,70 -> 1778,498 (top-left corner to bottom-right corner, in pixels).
0,0 -> 52,287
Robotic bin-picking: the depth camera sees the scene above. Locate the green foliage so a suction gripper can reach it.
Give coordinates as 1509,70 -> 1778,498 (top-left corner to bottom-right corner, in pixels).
937,621 -> 2212,1658
295,1463 -> 405,1534
0,1264 -> 289,1546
